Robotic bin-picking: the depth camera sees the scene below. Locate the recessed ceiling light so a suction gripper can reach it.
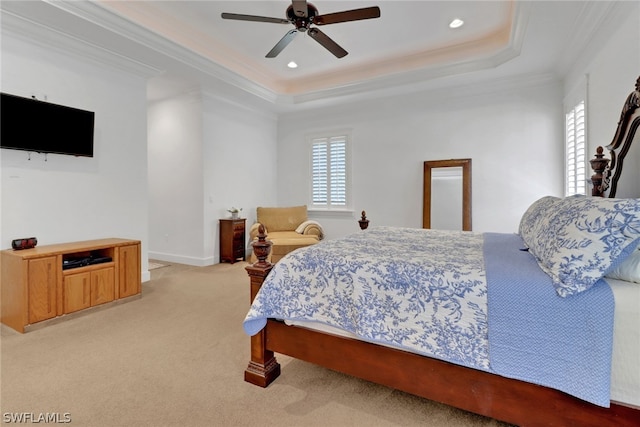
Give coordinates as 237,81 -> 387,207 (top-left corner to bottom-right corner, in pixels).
287,61 -> 298,69
449,18 -> 464,29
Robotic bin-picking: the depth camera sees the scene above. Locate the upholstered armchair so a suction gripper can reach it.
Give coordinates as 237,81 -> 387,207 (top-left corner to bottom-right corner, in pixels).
249,205 -> 324,263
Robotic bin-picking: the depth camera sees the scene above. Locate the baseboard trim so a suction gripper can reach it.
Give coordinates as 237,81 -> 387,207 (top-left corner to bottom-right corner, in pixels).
147,251 -> 214,267
142,271 -> 151,282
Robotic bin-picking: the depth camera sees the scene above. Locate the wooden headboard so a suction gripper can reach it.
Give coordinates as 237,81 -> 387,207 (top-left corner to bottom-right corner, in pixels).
591,75 -> 640,198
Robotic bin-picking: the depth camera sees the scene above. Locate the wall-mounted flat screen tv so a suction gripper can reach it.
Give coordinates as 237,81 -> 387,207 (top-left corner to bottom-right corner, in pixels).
1,93 -> 95,157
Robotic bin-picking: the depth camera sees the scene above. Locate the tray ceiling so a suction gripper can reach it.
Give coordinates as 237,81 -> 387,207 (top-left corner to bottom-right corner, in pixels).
0,1 -> 622,109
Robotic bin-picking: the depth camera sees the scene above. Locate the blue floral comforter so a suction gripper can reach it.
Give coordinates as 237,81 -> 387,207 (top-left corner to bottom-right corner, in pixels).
243,226 -> 614,406
244,227 -> 490,369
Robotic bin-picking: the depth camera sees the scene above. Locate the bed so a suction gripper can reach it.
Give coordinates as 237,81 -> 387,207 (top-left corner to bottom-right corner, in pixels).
242,76 -> 640,427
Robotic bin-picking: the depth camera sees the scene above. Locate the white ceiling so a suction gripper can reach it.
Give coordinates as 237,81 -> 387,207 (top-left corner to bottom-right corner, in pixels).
0,1 -> 624,111
103,1 -> 513,91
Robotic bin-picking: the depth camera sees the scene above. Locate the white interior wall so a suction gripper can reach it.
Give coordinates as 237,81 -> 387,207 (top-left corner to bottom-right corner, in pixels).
147,89 -> 279,266
3,2 -> 636,269
277,77 -> 564,238
202,93 -> 279,265
147,91 -> 205,265
0,32 -> 150,277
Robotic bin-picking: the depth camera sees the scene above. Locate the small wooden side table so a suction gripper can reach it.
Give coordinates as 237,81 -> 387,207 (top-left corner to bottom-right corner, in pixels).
219,218 -> 246,264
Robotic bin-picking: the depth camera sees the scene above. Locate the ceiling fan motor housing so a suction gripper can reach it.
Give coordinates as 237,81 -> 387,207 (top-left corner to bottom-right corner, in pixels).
286,3 -> 318,31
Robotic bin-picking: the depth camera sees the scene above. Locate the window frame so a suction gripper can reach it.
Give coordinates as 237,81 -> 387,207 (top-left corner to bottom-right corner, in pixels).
307,130 -> 352,213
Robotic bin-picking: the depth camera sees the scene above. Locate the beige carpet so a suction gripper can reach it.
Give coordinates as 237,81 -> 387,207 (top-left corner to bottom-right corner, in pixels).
147,261 -> 168,270
0,262 -> 513,427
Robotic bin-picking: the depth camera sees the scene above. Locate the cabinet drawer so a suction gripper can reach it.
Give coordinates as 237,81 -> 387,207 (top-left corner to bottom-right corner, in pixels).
233,222 -> 245,231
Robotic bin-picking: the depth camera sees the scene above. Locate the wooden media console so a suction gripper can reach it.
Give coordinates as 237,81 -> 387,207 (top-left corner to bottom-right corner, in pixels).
1,238 -> 141,333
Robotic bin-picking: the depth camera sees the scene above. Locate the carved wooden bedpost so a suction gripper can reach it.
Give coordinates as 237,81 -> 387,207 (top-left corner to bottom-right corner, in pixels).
590,146 -> 610,197
244,224 -> 281,386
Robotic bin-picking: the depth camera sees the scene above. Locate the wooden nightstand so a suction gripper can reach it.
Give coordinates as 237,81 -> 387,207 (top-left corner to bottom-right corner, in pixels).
219,218 -> 246,263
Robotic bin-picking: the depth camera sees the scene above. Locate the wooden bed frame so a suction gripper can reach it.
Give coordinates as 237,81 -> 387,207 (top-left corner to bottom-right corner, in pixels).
244,77 -> 640,427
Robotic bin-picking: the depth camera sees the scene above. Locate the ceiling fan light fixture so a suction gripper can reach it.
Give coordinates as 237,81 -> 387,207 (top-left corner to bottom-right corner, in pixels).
221,1 -> 381,59
449,18 -> 464,29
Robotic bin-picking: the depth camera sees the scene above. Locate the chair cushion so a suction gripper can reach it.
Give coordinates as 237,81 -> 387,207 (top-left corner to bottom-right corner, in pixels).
267,232 -> 319,255
257,205 -> 308,232
249,231 -> 319,264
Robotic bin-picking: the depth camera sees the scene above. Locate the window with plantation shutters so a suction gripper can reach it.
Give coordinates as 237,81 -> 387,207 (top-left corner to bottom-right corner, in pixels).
310,134 -> 350,209
565,100 -> 586,196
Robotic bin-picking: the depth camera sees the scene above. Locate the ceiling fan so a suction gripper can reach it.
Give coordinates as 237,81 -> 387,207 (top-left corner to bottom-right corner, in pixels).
221,1 -> 381,59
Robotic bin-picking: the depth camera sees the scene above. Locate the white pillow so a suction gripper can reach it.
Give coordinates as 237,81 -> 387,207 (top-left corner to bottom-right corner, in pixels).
606,248 -> 640,283
295,220 -> 323,234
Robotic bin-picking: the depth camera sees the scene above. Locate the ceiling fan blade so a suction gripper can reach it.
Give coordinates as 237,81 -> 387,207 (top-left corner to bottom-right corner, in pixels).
221,12 -> 290,24
308,28 -> 348,58
291,0 -> 308,18
266,29 -> 298,58
314,6 -> 381,25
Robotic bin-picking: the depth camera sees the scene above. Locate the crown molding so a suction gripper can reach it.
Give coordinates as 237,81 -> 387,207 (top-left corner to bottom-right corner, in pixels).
43,0 -> 279,105
279,71 -> 560,120
36,0 -> 530,108
1,6 -> 162,78
555,1 -> 621,76
4,0 -> 600,111
278,2 -> 530,107
202,90 -> 279,122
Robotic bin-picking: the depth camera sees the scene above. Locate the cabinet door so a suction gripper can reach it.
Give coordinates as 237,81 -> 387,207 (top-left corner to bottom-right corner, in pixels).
28,257 -> 58,323
91,267 -> 115,306
233,220 -> 246,260
219,220 -> 232,262
63,272 -> 91,314
119,245 -> 140,298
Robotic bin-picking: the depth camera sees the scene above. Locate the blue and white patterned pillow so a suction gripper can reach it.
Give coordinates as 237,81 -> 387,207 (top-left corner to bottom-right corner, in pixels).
519,196 -> 561,248
521,196 -> 640,297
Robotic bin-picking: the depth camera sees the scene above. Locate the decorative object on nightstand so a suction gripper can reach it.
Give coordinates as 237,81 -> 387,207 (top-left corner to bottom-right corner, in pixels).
227,207 -> 242,220
220,218 -> 246,263
358,211 -> 369,230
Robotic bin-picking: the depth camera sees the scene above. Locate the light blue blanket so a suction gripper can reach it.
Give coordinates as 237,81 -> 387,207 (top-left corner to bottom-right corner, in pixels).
484,232 -> 614,407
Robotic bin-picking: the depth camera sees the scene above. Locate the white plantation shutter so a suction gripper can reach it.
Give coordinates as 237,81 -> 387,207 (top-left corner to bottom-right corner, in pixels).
564,77 -> 588,197
312,141 -> 328,204
311,134 -> 349,209
565,101 -> 586,196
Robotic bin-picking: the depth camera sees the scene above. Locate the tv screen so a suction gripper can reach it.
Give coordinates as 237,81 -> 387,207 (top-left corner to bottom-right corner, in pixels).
0,93 -> 95,157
